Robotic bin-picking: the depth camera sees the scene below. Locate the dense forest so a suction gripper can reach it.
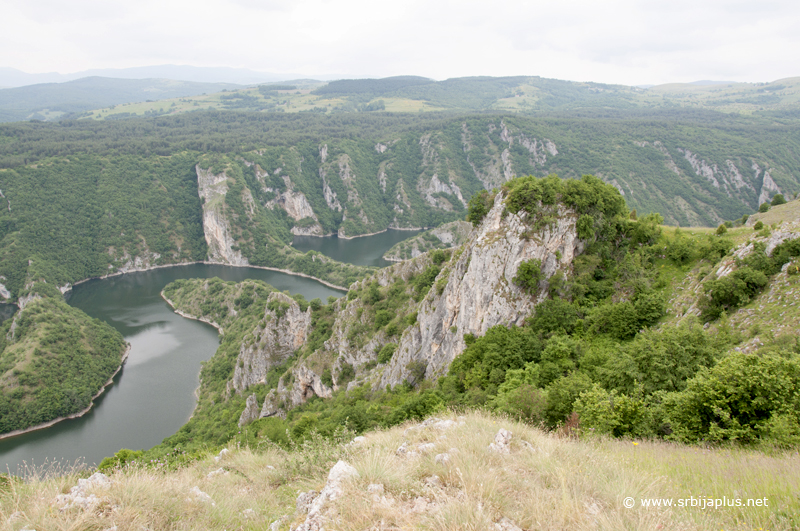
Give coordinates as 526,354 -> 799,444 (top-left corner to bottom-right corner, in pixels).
1,110 -> 798,302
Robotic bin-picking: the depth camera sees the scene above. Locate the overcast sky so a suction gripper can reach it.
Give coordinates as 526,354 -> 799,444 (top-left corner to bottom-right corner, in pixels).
2,0 -> 798,85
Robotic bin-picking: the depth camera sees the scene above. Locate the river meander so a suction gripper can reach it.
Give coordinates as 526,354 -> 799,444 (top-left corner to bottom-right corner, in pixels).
0,264 -> 344,474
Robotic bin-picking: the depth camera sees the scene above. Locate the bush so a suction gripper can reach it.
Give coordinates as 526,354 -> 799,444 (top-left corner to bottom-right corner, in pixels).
700,266 -> 769,320
715,224 -> 728,235
513,259 -> 543,294
405,361 -> 428,386
466,190 -> 493,226
754,220 -> 764,230
493,384 -> 547,423
665,351 -> 800,444
377,343 -> 397,364
759,202 -> 770,213
98,449 -> 144,471
528,298 -> 581,335
575,385 -> 646,437
771,194 -> 787,206
543,372 -> 593,428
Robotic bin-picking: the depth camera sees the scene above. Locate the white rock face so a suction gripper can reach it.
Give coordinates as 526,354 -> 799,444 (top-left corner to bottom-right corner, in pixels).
280,190 -> 316,221
231,292 -> 312,395
488,428 -> 513,453
16,292 -> 41,310
114,251 -> 163,274
238,393 -> 260,426
759,169 -> 781,205
197,166 -> 249,266
275,187 -> 325,236
295,460 -> 359,531
681,149 -> 721,189
380,192 -> 581,387
54,472 -> 112,511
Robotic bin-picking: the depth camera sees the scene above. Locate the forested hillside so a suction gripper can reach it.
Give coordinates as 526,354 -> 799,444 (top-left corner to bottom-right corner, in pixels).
1,110 -> 797,301
0,283 -> 127,435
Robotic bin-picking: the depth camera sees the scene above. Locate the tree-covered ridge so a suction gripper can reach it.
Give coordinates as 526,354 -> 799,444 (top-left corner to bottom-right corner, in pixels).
1,110 -> 798,298
3,110 -> 796,228
0,152 -> 208,298
0,77 -> 243,123
0,285 -> 127,435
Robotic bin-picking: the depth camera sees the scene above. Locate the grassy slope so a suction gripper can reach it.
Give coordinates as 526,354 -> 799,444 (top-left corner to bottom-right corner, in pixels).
2,411 -> 797,530
658,198 -> 800,347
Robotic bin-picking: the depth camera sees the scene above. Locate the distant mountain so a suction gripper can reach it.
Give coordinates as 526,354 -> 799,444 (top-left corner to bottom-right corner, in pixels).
0,77 -> 243,122
0,65 -> 335,88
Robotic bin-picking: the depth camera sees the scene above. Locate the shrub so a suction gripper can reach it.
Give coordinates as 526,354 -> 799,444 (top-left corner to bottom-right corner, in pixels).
336,363 -> 355,387
528,298 -> 581,335
513,258 -> 543,294
543,372 -> 593,427
377,343 -> 397,364
466,190 -> 493,226
575,385 -> 646,437
759,202 -> 770,213
753,220 -> 764,230
700,266 -> 769,320
664,351 -> 800,444
771,193 -> 787,206
493,383 -> 547,423
715,224 -> 728,235
405,360 -> 428,386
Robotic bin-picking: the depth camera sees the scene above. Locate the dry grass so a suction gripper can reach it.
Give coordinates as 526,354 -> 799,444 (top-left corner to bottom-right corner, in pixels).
2,412 -> 798,530
0,413 -> 800,531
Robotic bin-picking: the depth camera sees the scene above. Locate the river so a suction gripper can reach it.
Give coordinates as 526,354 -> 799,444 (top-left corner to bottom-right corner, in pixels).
292,229 -> 422,267
0,264 -> 343,474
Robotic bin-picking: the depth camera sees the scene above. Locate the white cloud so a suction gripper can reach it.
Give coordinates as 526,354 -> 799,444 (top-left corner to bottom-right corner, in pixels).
0,0 -> 798,84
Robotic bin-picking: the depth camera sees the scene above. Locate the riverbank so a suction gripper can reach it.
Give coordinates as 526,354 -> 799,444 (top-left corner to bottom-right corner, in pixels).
0,344 -> 132,442
161,293 -> 223,334
65,260 -> 350,296
336,226 -> 427,240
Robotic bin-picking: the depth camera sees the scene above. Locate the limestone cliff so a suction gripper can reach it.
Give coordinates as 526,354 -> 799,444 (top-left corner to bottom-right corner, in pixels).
230,292 -> 312,394
224,189 -> 585,423
196,166 -> 249,266
380,192 -> 582,387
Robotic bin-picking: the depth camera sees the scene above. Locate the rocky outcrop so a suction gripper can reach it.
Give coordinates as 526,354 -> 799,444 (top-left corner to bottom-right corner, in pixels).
238,393 -> 260,427
230,292 -> 312,394
295,460 -> 359,531
114,250 -> 163,274
0,279 -> 10,301
380,192 -> 582,387
197,166 -> 249,266
757,166 -> 781,205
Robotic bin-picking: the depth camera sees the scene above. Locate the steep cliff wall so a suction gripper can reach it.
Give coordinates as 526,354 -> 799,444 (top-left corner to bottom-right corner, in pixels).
230,292 -> 312,394
196,166 -> 249,266
380,192 -> 581,387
